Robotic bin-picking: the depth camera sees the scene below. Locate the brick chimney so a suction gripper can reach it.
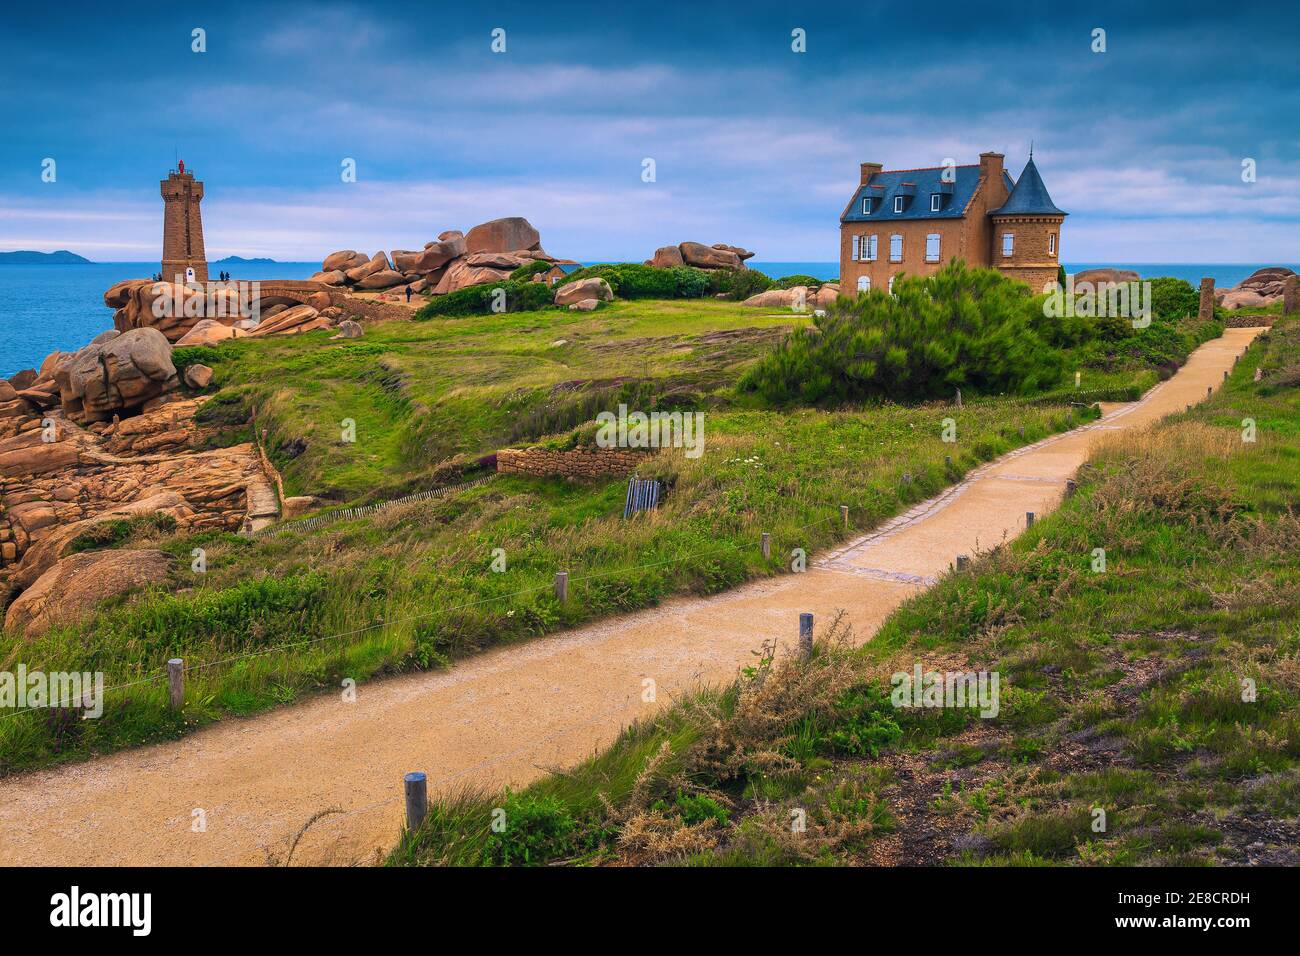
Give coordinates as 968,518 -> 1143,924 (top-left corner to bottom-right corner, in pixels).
979,151 -> 1004,182
860,162 -> 883,185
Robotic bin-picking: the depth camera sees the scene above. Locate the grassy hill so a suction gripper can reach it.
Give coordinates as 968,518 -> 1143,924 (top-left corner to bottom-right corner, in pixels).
388,318 -> 1297,867
0,276 -> 1223,776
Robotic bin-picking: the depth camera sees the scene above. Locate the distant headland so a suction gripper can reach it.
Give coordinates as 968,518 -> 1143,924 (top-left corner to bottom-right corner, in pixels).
0,250 -> 91,264
213,255 -> 278,264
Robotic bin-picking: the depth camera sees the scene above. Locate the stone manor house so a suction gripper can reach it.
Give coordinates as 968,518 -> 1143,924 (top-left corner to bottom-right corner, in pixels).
839,151 -> 1066,294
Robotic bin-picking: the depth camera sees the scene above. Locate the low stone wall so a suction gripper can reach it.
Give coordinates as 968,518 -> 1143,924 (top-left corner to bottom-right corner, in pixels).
1223,314 -> 1275,328
496,446 -> 650,480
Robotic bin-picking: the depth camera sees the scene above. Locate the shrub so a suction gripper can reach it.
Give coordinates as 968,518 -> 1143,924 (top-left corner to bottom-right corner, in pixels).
483,793 -> 583,866
707,268 -> 773,300
772,274 -> 823,290
507,260 -> 554,282
1148,276 -> 1200,322
740,261 -> 1067,404
414,280 -> 554,318
171,345 -> 223,369
555,263 -> 711,299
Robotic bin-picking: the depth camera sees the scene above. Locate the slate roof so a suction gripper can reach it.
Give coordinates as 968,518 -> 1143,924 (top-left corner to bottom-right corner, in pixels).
989,157 -> 1067,216
841,165 -> 1016,223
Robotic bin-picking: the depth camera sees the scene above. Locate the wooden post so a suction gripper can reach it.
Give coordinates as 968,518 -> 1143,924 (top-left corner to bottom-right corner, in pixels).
404,771 -> 428,831
1074,371 -> 1081,388
840,505 -> 849,529
1066,479 -> 1077,496
167,658 -> 184,711
944,455 -> 952,467
1026,511 -> 1036,527
554,571 -> 568,603
1018,425 -> 1025,439
955,388 -> 962,409
1208,386 -> 1213,398
955,555 -> 970,571
760,532 -> 771,560
798,613 -> 814,661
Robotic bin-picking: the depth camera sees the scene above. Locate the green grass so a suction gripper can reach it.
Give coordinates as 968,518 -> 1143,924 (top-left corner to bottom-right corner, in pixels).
175,299 -> 806,501
387,319 -> 1299,867
0,295 -> 1207,776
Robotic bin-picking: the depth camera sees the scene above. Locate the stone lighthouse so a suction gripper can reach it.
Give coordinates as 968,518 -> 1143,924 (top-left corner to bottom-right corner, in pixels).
160,160 -> 208,283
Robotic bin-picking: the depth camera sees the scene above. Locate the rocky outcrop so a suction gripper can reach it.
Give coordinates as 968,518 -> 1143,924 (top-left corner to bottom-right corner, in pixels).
0,396 -> 270,587
554,277 -> 614,307
173,319 -> 250,347
1071,268 -> 1141,287
6,491 -> 193,592
5,548 -> 175,636
322,250 -> 370,272
54,328 -> 180,423
244,304 -> 332,337
648,245 -> 685,269
434,260 -> 513,294
647,241 -> 754,270
742,286 -> 812,309
318,217 -> 560,300
464,217 -> 541,255
1215,267 -> 1296,310
184,364 -> 214,389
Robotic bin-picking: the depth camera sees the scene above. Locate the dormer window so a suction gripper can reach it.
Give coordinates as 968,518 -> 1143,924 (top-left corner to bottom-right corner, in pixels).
930,194 -> 942,212
893,196 -> 904,214
862,196 -> 873,215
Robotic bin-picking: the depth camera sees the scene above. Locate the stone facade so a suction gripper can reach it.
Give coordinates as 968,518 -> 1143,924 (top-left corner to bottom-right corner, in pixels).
1199,278 -> 1216,321
161,164 -> 208,283
496,446 -> 650,480
840,151 -> 1065,295
988,214 -> 1063,292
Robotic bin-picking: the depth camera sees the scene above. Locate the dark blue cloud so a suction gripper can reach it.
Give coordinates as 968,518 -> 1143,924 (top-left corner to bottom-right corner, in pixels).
1,0 -> 1296,261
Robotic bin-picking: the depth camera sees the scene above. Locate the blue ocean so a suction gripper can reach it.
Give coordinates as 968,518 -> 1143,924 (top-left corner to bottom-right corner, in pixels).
1,260 -> 1292,378
0,262 -> 318,377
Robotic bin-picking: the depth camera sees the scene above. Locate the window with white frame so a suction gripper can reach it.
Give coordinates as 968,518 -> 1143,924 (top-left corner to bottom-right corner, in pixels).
1048,233 -> 1057,256
866,235 -> 878,261
889,234 -> 903,262
862,197 -> 873,215
930,194 -> 942,212
893,196 -> 904,214
857,276 -> 869,292
852,235 -> 860,261
925,233 -> 941,262
1002,232 -> 1014,257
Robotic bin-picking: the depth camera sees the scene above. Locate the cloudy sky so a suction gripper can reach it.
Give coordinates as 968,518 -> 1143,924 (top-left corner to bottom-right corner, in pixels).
1,0 -> 1296,263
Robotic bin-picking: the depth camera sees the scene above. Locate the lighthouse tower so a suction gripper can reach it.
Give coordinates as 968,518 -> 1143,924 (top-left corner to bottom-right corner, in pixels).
160,160 -> 208,283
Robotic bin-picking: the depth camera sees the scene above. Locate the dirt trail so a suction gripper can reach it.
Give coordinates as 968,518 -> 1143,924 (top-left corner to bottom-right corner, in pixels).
0,328 -> 1261,867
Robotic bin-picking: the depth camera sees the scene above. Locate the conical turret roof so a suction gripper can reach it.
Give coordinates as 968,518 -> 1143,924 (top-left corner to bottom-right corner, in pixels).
991,156 -> 1066,216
